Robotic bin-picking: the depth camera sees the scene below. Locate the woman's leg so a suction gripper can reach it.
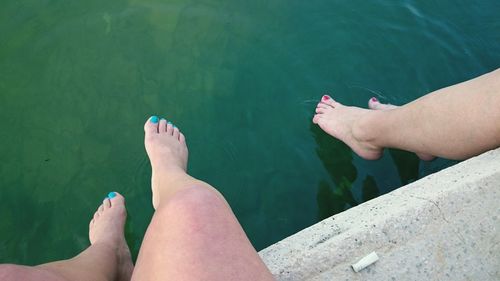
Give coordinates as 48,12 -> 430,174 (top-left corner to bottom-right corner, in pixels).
0,193 -> 133,281
367,97 -> 436,161
131,117 -> 274,281
313,68 -> 500,160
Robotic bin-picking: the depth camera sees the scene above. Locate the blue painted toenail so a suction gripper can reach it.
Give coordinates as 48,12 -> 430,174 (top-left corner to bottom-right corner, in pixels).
173,125 -> 177,129
107,192 -> 116,199
167,121 -> 172,125
151,116 -> 159,123
160,118 -> 166,121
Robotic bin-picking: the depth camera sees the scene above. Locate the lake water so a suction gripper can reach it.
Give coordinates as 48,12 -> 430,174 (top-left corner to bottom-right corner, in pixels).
1,0 -> 499,265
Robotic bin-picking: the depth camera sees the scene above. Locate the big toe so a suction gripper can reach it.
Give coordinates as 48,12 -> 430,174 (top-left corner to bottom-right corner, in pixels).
368,97 -> 397,110
107,192 -> 125,208
144,116 -> 159,135
368,97 -> 380,109
320,94 -> 340,108
368,97 -> 390,110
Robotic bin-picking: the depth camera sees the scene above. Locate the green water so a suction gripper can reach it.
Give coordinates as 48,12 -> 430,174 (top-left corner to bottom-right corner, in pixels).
1,0 -> 499,265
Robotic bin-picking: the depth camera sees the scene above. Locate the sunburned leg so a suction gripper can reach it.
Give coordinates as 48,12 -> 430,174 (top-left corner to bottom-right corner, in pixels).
131,117 -> 274,281
0,193 -> 134,281
313,68 -> 500,160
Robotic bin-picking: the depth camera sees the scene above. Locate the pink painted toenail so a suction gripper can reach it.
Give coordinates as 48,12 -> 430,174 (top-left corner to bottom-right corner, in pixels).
323,95 -> 330,101
371,97 -> 378,102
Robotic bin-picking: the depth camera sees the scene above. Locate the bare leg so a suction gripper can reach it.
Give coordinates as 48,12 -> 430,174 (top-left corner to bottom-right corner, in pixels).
313,68 -> 500,160
0,193 -> 133,281
367,97 -> 436,161
131,117 -> 274,281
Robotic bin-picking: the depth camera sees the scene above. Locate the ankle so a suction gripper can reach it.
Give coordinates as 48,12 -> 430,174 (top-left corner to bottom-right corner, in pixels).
352,110 -> 380,144
153,171 -> 210,201
153,163 -> 186,176
154,166 -> 193,185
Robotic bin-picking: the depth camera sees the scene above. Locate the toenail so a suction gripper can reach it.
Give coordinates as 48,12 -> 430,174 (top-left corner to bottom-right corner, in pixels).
160,118 -> 166,121
371,97 -> 378,102
167,121 -> 172,125
107,192 -> 116,199
151,116 -> 159,123
173,125 -> 177,129
322,95 -> 330,101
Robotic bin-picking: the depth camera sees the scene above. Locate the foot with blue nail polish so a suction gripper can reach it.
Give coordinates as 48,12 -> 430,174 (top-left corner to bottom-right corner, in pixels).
144,116 -> 189,209
89,192 -> 134,281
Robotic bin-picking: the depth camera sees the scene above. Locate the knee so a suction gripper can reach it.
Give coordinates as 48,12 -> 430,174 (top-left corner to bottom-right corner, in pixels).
154,187 -> 229,231
164,187 -> 227,216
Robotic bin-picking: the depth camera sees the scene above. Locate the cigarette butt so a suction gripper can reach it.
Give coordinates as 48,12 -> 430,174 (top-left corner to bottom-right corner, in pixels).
352,252 -> 379,272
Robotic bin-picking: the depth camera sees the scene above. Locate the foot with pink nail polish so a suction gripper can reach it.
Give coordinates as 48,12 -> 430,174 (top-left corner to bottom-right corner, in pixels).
313,94 -> 383,160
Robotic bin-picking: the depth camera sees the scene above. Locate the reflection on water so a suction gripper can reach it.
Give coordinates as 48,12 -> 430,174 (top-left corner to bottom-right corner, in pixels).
312,124 -> 358,220
389,149 -> 420,185
362,176 -> 380,202
1,0 -> 499,265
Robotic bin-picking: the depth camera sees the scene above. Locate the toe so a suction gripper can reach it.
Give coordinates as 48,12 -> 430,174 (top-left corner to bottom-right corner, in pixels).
321,94 -> 332,102
179,132 -> 186,143
144,116 -> 159,135
159,118 -> 167,133
173,126 -> 180,139
93,211 -> 100,220
316,103 -> 330,109
98,204 -> 104,214
315,107 -> 327,114
368,97 -> 398,110
166,121 -> 174,135
103,198 -> 111,209
312,114 -> 322,124
321,95 -> 338,107
108,192 -> 125,207
368,97 -> 379,109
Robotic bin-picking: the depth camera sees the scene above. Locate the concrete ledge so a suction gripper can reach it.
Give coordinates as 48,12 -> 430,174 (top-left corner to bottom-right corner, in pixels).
259,149 -> 500,280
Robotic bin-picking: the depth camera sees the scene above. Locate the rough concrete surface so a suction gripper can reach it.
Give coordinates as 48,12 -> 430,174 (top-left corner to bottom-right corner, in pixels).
259,148 -> 500,281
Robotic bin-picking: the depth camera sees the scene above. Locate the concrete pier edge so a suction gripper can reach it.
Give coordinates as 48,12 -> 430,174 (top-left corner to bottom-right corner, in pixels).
259,148 -> 500,280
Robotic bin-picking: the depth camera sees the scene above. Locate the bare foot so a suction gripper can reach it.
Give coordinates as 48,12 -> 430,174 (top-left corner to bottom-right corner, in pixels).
89,192 -> 133,281
144,116 -> 189,209
313,95 -> 383,160
368,97 -> 436,161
